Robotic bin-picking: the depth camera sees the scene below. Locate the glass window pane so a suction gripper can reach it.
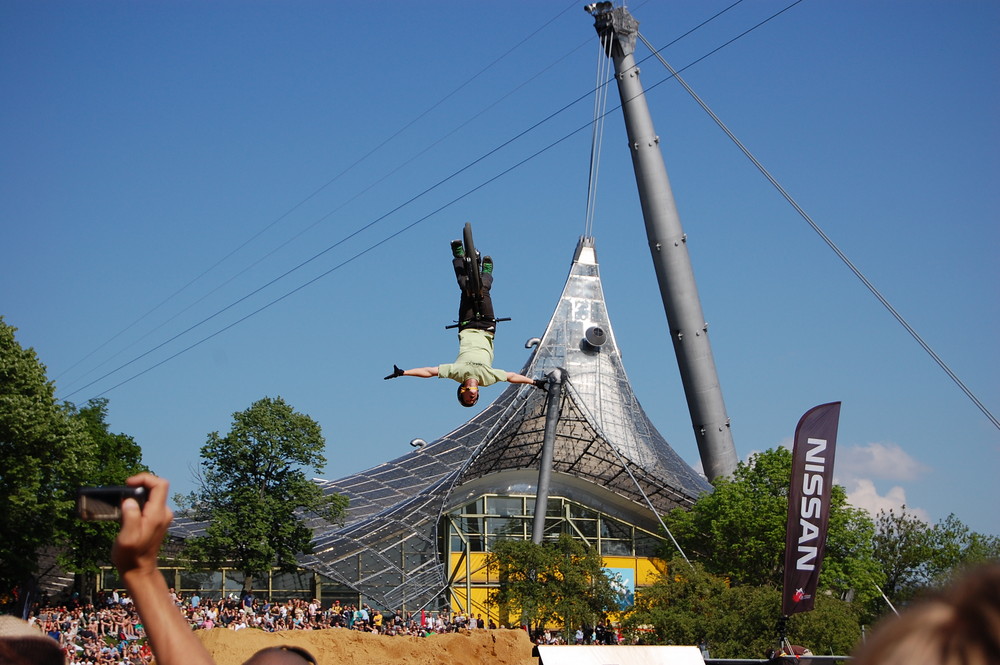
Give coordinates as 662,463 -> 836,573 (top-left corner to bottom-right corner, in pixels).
272,570 -> 310,592
461,516 -> 484,535
404,552 -> 433,571
486,517 -> 524,538
572,519 -> 598,538
635,532 -> 662,557
223,571 -> 246,595
488,497 -> 523,517
600,517 -> 631,540
180,570 -> 221,594
487,533 -> 522,548
178,570 -> 215,593
102,568 -> 121,590
374,571 -> 403,588
602,540 -> 632,556
569,504 -> 597,519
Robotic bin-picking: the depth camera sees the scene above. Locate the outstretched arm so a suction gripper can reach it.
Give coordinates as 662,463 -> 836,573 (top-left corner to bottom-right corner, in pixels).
507,372 -> 542,386
112,473 -> 215,665
385,365 -> 440,379
403,366 -> 439,378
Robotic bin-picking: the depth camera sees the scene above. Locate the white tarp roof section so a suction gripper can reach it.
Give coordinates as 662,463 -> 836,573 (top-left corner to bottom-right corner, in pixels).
537,645 -> 705,665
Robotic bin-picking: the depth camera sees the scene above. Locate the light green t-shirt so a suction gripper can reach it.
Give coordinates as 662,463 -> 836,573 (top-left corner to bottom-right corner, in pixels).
438,329 -> 508,386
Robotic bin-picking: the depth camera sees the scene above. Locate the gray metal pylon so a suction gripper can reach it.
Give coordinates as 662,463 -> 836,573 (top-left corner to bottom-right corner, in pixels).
531,368 -> 565,544
588,4 -> 738,480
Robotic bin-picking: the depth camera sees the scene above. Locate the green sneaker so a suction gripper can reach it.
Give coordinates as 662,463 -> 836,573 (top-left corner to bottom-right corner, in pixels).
481,255 -> 493,275
451,240 -> 464,258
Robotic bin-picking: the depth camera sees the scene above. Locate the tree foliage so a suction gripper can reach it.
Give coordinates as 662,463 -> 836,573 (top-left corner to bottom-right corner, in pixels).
873,507 -> 1000,609
632,447 -> 999,655
1,318 -> 149,606
179,397 -> 348,593
486,534 -> 617,637
1,318 -> 91,599
61,398 -> 148,596
662,448 -> 883,610
624,556 -> 728,646
625,557 -> 863,658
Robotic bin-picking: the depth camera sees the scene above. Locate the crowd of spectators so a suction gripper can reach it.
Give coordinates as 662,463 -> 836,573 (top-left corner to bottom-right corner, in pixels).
24,588 -> 543,665
11,473 -> 622,665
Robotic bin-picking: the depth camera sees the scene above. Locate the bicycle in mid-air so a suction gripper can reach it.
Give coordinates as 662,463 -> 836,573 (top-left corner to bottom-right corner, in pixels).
446,222 -> 510,330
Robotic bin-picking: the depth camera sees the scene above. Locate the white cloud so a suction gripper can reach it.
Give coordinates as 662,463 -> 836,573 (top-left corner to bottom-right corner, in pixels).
833,442 -> 930,520
836,441 -> 928,483
843,478 -> 930,522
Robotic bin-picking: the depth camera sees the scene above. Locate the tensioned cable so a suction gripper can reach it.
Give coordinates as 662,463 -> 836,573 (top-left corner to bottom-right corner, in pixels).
68,4 -> 782,400
583,30 -> 614,238
62,1 -> 746,395
636,29 -> 998,431
60,16 -> 591,397
561,379 -> 693,567
77,120 -> 598,399
64,62 -> 627,400
582,0 -> 747,240
63,93 -> 598,400
57,0 -> 580,391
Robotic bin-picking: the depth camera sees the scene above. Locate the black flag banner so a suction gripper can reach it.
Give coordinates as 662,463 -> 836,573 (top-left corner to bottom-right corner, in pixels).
781,402 -> 842,616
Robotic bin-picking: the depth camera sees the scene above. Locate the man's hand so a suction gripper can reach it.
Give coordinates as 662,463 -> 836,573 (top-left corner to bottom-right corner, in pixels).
384,364 -> 405,380
533,378 -> 548,390
112,473 -> 173,579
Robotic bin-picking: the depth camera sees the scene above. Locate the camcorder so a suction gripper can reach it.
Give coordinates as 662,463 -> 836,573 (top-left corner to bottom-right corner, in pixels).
76,486 -> 147,521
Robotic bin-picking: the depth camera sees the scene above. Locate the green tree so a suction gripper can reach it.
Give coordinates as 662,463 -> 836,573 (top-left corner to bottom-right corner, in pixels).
488,538 -> 556,630
61,398 -> 148,601
662,448 -> 883,608
625,559 -> 862,658
623,555 -> 728,646
0,317 -> 92,605
179,397 -> 347,595
487,534 -> 617,636
872,507 -> 1000,610
789,593 -> 863,657
871,506 -> 934,604
664,448 -> 791,586
925,514 -> 1000,584
704,584 -> 782,658
708,585 -> 861,658
548,534 -> 619,640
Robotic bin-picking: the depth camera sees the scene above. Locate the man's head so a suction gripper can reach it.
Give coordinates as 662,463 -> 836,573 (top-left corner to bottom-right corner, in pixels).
243,646 -> 317,665
457,379 -> 479,407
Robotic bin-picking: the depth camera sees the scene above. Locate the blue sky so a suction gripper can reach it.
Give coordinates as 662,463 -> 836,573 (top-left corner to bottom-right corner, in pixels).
3,1 -> 997,535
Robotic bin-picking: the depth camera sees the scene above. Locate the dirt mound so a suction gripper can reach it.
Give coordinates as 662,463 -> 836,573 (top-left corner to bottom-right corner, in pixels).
193,627 -> 538,665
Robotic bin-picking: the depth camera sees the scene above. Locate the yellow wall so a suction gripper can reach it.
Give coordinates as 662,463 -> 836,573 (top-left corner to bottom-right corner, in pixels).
447,553 -> 667,620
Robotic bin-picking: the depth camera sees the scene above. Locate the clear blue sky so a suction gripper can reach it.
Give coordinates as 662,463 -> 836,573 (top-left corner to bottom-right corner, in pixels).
3,1 -> 997,534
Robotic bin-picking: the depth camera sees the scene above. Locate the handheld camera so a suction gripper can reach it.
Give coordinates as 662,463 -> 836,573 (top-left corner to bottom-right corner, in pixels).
76,486 -> 147,521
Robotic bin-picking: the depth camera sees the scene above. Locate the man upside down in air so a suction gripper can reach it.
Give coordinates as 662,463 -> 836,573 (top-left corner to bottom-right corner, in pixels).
385,238 -> 544,407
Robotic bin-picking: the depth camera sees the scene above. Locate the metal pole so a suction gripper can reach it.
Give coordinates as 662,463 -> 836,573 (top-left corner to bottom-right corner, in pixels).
588,4 -> 737,480
531,369 -> 564,544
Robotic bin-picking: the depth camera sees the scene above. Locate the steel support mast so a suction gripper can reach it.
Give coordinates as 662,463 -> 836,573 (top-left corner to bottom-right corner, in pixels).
588,3 -> 737,480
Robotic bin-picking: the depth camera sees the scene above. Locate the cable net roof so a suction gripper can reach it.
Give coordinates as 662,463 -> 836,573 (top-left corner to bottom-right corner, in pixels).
177,237 -> 711,610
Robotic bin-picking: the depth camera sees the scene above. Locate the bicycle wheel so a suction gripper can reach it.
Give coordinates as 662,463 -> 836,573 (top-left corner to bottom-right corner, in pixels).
463,222 -> 482,297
